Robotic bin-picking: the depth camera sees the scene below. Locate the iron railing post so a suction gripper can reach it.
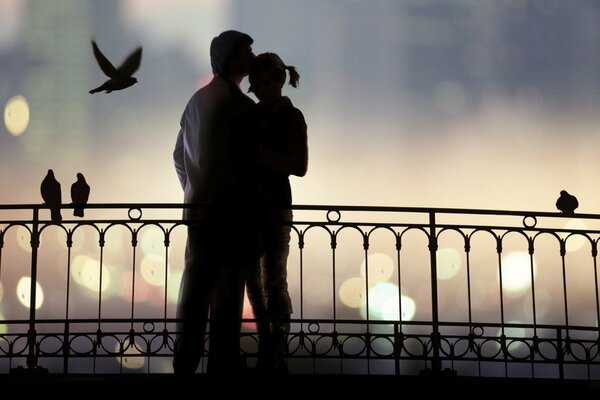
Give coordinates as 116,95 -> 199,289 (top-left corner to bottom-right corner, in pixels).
428,211 -> 441,373
557,328 -> 564,380
27,207 -> 40,369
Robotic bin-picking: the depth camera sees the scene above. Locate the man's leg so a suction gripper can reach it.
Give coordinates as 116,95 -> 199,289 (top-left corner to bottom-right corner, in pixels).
173,226 -> 214,374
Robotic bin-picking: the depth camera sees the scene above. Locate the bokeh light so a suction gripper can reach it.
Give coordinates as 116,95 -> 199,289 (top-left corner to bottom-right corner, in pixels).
381,294 -> 416,321
0,312 -> 6,334
4,95 -> 29,136
16,276 -> 44,309
71,254 -> 111,293
115,342 -> 145,370
140,228 -> 165,256
500,251 -> 536,294
560,219 -> 587,253
339,277 -> 366,308
436,247 -> 462,280
358,282 -> 417,321
118,271 -> 151,303
15,225 -> 32,253
360,252 -> 395,286
167,270 -> 182,304
495,321 -> 527,352
140,254 -> 168,286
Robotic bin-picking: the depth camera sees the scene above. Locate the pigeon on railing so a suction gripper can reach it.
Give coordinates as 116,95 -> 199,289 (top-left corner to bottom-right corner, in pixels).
40,169 -> 62,223
71,173 -> 90,217
555,190 -> 578,215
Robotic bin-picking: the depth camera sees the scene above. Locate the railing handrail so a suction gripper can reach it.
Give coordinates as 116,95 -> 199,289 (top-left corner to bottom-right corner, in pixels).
0,202 -> 598,219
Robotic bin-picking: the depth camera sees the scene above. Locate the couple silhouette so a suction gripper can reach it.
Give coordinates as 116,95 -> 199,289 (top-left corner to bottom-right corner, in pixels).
172,30 -> 308,375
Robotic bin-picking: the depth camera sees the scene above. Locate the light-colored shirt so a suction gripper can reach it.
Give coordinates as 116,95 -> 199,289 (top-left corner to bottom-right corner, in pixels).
174,76 -> 255,219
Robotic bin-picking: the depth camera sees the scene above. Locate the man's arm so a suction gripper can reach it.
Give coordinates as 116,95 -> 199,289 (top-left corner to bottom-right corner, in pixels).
173,126 -> 187,189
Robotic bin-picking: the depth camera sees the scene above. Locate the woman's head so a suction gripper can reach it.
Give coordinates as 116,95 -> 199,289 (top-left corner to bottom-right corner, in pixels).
249,52 -> 299,102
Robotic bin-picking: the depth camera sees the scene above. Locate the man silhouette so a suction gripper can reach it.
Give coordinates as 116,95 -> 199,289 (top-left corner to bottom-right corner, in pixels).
173,30 -> 256,374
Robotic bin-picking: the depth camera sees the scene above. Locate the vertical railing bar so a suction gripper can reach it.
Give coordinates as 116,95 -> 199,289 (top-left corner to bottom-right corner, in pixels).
560,240 -> 569,336
96,229 -> 105,374
299,229 -> 304,332
163,229 -> 169,327
64,230 -> 73,374
465,236 -> 472,326
465,234 -> 475,375
329,225 -> 340,374
395,232 -> 402,376
131,230 -> 138,330
496,232 -> 506,378
529,240 -> 537,336
0,230 -> 4,282
428,211 -> 441,373
528,240 -> 537,379
497,236 -> 505,332
363,231 -> 370,375
63,321 -> 70,374
97,231 -> 105,329
557,328 -> 564,380
393,322 -> 399,376
27,207 -> 40,369
331,231 -> 337,328
298,230 -> 304,336
591,241 -> 599,337
163,227 -> 170,370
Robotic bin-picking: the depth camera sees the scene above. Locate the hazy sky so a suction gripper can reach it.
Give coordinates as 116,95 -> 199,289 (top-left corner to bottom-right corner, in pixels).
1,0 -> 600,213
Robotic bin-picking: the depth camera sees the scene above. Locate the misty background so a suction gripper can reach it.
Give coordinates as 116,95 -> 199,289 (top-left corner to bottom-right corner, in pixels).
1,0 -> 600,211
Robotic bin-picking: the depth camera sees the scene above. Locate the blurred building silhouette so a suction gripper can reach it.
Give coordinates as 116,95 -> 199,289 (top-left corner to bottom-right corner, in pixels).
24,0 -> 92,168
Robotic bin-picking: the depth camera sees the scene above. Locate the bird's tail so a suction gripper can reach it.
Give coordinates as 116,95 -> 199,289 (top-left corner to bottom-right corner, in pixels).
89,88 -> 100,94
73,207 -> 84,217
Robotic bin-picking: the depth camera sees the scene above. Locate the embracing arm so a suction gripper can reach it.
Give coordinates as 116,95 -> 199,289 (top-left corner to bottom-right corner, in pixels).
259,109 -> 308,177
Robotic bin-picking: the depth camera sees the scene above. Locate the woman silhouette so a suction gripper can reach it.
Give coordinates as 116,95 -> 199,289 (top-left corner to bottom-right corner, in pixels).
245,52 -> 308,373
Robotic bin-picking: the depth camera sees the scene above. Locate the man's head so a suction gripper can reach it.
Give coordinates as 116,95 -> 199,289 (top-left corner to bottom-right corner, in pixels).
210,30 -> 254,78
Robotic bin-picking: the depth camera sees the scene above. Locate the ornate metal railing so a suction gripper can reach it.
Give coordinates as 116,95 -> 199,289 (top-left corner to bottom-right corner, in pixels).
1,203 -> 600,378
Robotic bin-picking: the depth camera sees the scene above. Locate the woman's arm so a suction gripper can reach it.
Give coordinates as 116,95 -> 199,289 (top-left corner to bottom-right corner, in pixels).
259,109 -> 308,176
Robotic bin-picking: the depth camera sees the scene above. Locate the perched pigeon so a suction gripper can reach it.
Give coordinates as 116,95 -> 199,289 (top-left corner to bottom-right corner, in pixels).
89,40 -> 142,94
40,169 -> 62,223
556,190 -> 578,215
71,173 -> 90,217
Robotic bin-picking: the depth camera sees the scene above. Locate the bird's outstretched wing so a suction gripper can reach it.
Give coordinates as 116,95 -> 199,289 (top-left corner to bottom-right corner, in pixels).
92,40 -> 118,78
117,47 -> 142,77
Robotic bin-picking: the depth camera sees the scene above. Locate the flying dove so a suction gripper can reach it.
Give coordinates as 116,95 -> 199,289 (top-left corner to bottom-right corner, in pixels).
71,173 -> 90,217
40,169 -> 62,223
89,40 -> 142,94
555,190 -> 578,215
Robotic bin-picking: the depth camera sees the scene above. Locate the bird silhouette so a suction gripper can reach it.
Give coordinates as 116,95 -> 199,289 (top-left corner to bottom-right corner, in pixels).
89,40 -> 142,94
40,169 -> 62,223
71,173 -> 90,217
556,190 -> 579,215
